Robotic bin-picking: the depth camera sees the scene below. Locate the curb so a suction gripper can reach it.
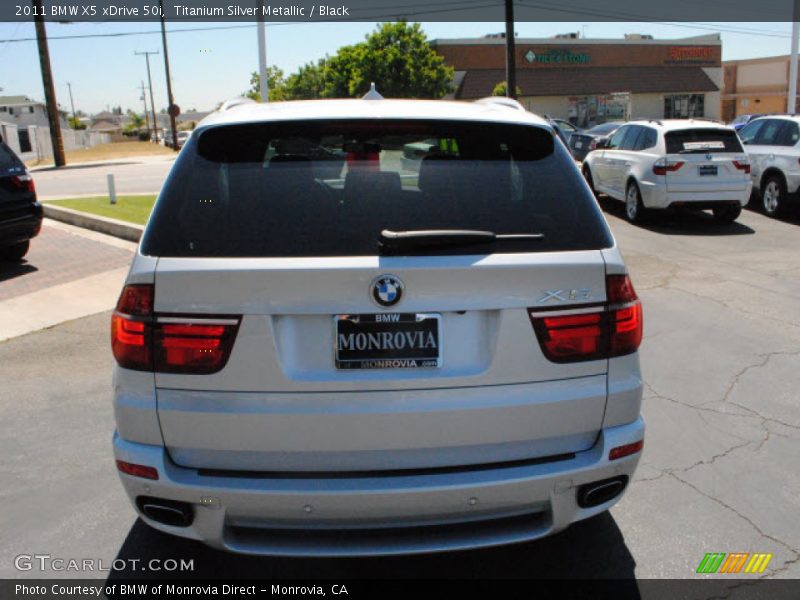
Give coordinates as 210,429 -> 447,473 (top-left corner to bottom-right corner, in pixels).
42,204 -> 143,242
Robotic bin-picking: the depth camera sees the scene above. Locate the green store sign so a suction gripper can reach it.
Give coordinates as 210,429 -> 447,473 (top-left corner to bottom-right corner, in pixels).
524,48 -> 591,65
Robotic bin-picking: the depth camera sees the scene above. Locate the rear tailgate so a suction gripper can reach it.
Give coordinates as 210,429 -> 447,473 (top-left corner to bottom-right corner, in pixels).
140,117 -> 619,472
664,128 -> 749,193
153,253 -> 611,471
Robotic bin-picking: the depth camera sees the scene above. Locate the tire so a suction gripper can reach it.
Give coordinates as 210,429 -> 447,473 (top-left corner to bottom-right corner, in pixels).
761,174 -> 787,218
582,166 -> 598,197
0,240 -> 30,261
712,204 -> 742,223
625,181 -> 648,224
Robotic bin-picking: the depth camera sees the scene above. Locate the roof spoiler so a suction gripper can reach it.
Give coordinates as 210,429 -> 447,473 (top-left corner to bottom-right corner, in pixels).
217,97 -> 257,112
474,97 -> 526,111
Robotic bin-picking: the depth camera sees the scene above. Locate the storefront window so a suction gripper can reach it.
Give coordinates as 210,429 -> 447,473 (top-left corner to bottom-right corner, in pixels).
568,95 -> 627,128
664,94 -> 705,118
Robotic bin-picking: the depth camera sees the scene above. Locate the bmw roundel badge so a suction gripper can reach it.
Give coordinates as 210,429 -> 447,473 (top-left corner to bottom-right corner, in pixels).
371,275 -> 404,308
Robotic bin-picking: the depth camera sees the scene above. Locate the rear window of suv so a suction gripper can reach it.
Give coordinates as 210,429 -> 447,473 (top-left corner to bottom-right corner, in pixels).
142,119 -> 612,257
0,141 -> 24,172
665,128 -> 743,154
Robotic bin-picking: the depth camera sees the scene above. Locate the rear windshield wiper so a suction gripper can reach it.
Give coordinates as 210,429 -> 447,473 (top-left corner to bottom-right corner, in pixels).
379,229 -> 544,252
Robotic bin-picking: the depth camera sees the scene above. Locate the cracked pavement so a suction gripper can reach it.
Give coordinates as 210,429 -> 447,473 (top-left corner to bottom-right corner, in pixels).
605,201 -> 800,579
1,203 -> 799,580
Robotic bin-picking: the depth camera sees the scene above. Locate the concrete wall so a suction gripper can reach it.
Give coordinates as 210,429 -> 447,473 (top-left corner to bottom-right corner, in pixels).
19,127 -> 111,162
0,121 -> 21,154
737,60 -> 787,91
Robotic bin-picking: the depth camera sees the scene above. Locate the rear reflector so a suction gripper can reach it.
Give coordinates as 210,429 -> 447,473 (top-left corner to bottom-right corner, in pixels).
530,274 -> 643,363
111,284 -> 240,374
116,460 -> 159,480
609,439 -> 644,461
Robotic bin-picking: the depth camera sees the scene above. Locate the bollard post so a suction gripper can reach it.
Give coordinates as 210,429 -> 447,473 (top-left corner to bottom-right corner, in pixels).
107,173 -> 117,205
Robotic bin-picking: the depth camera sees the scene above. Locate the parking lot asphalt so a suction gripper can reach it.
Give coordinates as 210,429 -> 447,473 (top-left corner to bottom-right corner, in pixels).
1,203 -> 798,581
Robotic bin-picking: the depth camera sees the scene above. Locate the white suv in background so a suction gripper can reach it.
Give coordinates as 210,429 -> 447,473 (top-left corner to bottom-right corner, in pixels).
582,120 -> 752,224
111,98 -> 645,556
738,115 -> 800,217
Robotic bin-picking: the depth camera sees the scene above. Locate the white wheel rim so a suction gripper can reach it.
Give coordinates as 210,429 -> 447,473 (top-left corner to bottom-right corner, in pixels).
763,182 -> 780,213
626,187 -> 638,219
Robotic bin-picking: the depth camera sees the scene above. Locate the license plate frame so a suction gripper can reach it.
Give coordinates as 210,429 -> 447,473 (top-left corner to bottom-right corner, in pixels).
334,313 -> 442,370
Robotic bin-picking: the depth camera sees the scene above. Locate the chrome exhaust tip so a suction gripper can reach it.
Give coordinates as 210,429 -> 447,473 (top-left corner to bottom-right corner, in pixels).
577,476 -> 628,508
136,496 -> 194,527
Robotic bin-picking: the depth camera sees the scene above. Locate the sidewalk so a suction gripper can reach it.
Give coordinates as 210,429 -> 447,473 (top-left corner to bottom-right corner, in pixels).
0,221 -> 136,342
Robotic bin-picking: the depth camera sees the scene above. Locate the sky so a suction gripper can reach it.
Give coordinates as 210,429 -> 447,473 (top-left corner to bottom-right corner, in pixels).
0,20 -> 795,115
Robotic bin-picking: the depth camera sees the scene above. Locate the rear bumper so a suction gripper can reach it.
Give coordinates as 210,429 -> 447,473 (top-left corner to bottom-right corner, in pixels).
640,181 -> 752,209
0,202 -> 43,246
113,416 -> 644,556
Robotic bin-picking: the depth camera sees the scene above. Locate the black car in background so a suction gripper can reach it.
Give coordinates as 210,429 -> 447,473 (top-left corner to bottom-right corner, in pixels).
0,139 -> 42,261
568,121 -> 624,161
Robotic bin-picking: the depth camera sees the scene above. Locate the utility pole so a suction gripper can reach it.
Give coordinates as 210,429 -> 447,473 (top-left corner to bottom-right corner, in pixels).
257,0 -> 268,102
67,82 -> 77,127
504,0 -> 517,100
135,50 -> 159,141
33,0 -> 66,166
139,81 -> 151,139
159,0 -> 179,151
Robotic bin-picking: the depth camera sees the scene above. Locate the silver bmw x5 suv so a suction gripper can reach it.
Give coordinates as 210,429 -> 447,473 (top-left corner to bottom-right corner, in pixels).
111,97 -> 645,555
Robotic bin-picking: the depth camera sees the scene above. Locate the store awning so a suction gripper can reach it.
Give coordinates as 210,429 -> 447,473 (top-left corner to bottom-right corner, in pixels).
457,67 -> 719,99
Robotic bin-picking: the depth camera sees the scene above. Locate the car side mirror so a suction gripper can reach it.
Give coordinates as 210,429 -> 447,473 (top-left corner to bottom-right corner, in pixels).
596,139 -> 610,149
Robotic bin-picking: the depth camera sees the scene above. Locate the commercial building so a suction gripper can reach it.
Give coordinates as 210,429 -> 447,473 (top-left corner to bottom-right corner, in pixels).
432,33 -> 722,127
722,55 -> 799,121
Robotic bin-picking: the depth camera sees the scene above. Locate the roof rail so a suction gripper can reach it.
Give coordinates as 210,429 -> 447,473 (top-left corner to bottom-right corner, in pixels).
217,96 -> 256,112
475,96 -> 526,111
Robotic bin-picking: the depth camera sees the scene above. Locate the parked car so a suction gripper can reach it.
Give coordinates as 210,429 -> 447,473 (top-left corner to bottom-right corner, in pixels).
545,117 -> 571,148
568,121 -> 624,161
582,119 -> 751,223
111,97 -> 645,555
730,113 -> 764,132
547,117 -> 581,144
0,138 -> 42,261
738,115 -> 800,217
175,131 -> 190,148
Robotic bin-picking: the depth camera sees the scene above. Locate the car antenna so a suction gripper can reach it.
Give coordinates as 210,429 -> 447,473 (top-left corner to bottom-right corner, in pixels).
362,82 -> 384,100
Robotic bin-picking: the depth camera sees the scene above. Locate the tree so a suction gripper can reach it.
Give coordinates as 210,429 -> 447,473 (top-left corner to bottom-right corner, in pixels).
246,22 -> 453,101
492,81 -> 523,97
68,116 -> 86,130
285,58 -> 329,100
246,66 -> 288,102
344,22 -> 453,98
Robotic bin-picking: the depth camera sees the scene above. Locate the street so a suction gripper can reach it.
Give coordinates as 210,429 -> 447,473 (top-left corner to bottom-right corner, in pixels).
1,203 -> 799,581
30,156 -> 175,200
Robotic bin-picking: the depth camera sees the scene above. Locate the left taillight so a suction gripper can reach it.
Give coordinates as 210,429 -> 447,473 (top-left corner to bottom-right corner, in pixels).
111,284 -> 240,374
111,284 -> 154,371
529,274 -> 643,363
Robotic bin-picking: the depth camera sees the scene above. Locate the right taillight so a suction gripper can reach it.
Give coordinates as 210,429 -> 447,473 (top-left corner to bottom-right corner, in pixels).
111,284 -> 240,374
530,274 -> 643,363
652,159 -> 684,176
